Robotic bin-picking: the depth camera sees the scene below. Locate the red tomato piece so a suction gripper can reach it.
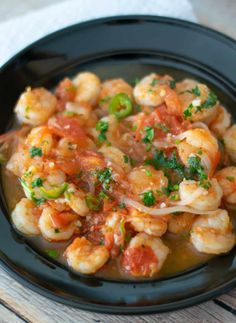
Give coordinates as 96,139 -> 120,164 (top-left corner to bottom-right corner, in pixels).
122,246 -> 158,277
48,115 -> 88,146
49,211 -> 77,229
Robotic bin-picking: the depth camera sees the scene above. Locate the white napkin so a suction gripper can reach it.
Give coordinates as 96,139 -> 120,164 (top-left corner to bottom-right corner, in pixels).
0,0 -> 196,67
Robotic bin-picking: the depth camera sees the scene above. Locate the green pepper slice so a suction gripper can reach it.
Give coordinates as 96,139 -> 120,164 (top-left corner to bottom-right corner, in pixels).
40,183 -> 68,199
85,194 -> 101,211
108,93 -> 132,119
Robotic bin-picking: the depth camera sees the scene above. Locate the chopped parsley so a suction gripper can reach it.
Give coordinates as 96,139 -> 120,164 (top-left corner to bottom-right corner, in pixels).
95,168 -> 113,190
45,249 -> 59,259
29,146 -> 42,158
202,91 -> 218,109
98,190 -> 109,200
169,80 -> 176,89
123,155 -> 131,164
188,155 -> 211,189
226,176 -> 234,182
170,193 -> 179,201
187,86 -> 201,96
118,202 -> 126,209
142,126 -> 154,144
140,190 -> 156,206
31,178 -> 43,188
150,79 -> 158,87
184,103 -> 194,118
96,120 -> 109,142
145,149 -> 184,176
184,90 -> 218,118
145,169 -> 152,177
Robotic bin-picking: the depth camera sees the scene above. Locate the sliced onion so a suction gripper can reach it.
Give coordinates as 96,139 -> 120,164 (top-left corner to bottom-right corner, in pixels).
200,154 -> 212,173
191,122 -> 210,131
122,197 -> 217,216
153,140 -> 175,149
173,186 -> 205,206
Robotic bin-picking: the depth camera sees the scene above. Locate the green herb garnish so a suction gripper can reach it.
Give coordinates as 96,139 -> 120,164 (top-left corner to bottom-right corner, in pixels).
96,168 -> 113,190
45,249 -> 59,259
140,190 -> 156,206
96,120 -> 109,142
184,103 -> 194,118
187,86 -> 201,96
31,178 -> 43,188
29,146 -> 42,158
145,169 -> 152,177
150,79 -> 158,87
169,80 -> 176,89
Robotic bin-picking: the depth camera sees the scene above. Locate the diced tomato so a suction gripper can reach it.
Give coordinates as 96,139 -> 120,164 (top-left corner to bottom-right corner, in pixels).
49,211 -> 77,229
164,87 -> 182,116
48,115 -> 88,146
55,78 -> 76,111
122,246 -> 158,277
104,232 -> 114,251
53,150 -> 105,175
55,157 -> 81,175
103,198 -> 117,212
155,105 -> 190,135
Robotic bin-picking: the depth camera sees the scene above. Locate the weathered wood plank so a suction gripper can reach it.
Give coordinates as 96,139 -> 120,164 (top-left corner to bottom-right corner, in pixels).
0,264 -> 235,323
0,304 -> 25,323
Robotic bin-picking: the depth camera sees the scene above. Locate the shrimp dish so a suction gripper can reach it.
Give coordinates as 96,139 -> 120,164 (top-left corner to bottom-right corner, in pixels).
1,72 -> 235,279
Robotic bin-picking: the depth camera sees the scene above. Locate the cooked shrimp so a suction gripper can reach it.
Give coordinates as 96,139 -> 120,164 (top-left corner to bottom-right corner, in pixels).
209,106 -> 231,138
65,101 -> 92,121
15,87 -> 57,125
72,72 -> 101,106
127,208 -> 167,237
133,73 -> 181,115
190,209 -> 235,254
178,179 -> 222,211
103,211 -> 126,257
99,146 -> 131,173
99,78 -> 133,109
65,237 -> 109,274
177,128 -> 219,174
177,79 -> 218,122
168,212 -> 195,234
11,198 -> 40,235
215,166 -> 236,205
65,184 -> 89,216
128,165 -> 168,197
26,126 -> 55,155
121,232 -> 169,277
6,148 -> 29,177
223,125 -> 236,162
39,206 -> 77,241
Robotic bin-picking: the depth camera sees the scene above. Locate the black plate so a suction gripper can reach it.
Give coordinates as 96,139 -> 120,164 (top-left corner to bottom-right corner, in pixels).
0,16 -> 236,314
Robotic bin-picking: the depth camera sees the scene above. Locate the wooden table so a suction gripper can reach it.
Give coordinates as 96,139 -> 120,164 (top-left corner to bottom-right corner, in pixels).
0,1 -> 236,322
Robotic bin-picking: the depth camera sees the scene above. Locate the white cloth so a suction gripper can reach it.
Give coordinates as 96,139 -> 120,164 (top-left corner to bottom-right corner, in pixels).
0,0 -> 196,67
